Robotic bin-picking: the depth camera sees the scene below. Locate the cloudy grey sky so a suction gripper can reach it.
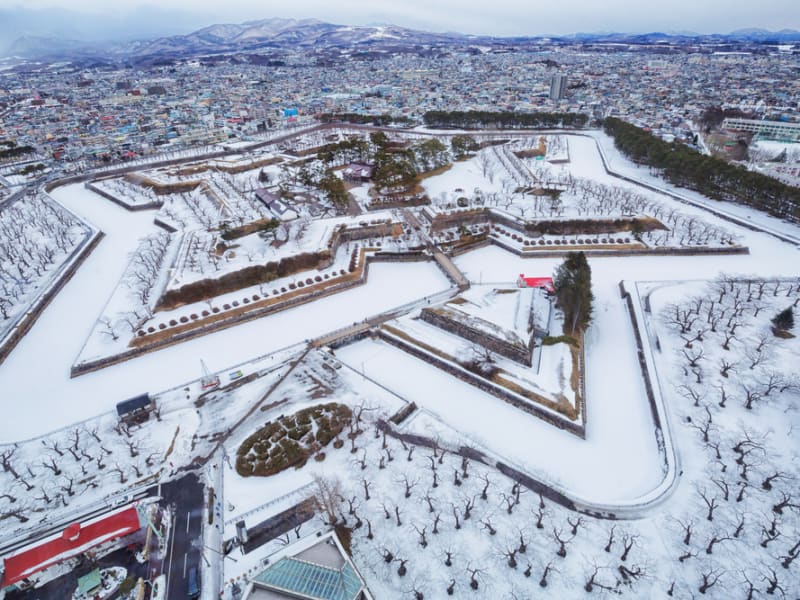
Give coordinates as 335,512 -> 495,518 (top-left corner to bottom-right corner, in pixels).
3,0 -> 800,36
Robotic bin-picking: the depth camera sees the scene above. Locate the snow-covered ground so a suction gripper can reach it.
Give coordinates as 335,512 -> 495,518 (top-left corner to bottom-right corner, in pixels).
590,130 -> 800,244
0,193 -> 93,342
0,185 -> 450,442
2,125 -> 800,599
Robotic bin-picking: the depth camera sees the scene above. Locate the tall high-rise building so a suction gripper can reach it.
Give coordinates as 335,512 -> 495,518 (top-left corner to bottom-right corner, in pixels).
549,74 -> 568,101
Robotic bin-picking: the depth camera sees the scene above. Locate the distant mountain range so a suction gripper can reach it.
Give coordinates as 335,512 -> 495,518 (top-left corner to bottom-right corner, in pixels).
3,14 -> 799,63
121,18 -> 468,58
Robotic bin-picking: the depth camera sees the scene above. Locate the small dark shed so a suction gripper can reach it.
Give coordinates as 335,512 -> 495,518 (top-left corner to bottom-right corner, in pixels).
116,393 -> 154,425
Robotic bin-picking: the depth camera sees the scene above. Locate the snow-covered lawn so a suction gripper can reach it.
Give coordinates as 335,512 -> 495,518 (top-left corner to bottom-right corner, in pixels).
0,408 -> 199,542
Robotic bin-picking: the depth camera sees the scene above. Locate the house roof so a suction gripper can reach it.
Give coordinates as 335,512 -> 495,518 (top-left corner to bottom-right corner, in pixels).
343,163 -> 372,179
116,393 -> 150,417
518,275 -> 555,293
2,506 -> 141,587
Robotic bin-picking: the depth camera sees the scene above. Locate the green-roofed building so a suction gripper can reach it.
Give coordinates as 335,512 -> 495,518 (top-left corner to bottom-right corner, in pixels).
244,532 -> 372,600
76,569 -> 101,595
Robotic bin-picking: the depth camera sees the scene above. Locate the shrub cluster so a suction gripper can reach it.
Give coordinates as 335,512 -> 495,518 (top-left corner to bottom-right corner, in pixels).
236,403 -> 353,477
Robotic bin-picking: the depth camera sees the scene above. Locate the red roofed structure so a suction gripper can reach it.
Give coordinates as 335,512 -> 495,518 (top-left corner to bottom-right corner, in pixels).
517,274 -> 555,294
2,505 -> 141,588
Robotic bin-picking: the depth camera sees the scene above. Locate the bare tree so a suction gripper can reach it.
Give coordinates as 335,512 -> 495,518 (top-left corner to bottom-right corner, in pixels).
311,474 -> 343,525
552,527 -> 573,558
539,561 -> 557,588
772,492 -> 800,515
698,569 -> 723,594
620,533 -> 639,561
698,488 -> 719,521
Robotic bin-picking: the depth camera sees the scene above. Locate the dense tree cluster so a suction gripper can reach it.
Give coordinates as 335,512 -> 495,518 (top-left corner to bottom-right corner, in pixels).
317,137 -> 372,166
317,113 -> 414,127
553,252 -> 593,334
371,133 -> 449,194
318,133 -> 452,195
424,111 -> 589,130
317,168 -> 350,206
236,403 -> 354,477
603,117 -> 800,222
698,106 -> 752,131
450,135 -> 480,159
0,142 -> 35,161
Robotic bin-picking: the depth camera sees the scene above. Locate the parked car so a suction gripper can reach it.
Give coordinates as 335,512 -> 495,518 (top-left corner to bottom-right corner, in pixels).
187,567 -> 200,598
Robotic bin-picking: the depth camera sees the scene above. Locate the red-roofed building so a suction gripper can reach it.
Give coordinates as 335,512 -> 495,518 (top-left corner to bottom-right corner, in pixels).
517,274 -> 555,294
2,505 -> 142,588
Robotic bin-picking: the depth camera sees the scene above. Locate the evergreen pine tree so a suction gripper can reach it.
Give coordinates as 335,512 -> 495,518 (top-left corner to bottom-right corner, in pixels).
772,306 -> 794,332
553,251 -> 593,334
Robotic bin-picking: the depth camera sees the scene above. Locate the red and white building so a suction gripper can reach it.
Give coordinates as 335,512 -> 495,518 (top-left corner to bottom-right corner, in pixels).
517,274 -> 555,294
1,504 -> 143,590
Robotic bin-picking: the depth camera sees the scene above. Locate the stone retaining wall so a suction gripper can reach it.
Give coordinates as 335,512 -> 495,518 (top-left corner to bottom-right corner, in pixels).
429,208 -> 488,232
619,281 -> 662,440
72,269 -> 366,377
490,235 -> 749,258
70,254 -> 435,376
378,329 -> 584,438
419,308 -> 532,366
84,182 -> 162,211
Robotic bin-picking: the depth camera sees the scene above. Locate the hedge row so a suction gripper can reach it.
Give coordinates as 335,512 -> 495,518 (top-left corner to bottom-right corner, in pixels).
158,251 -> 330,309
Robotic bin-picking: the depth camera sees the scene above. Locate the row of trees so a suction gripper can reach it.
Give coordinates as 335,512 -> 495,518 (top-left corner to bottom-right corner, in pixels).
603,117 -> 800,222
424,111 -> 589,130
0,194 -> 86,323
0,143 -> 35,161
317,113 -> 414,127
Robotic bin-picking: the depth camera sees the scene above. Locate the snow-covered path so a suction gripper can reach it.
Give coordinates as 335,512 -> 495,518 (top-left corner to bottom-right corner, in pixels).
0,184 -> 451,442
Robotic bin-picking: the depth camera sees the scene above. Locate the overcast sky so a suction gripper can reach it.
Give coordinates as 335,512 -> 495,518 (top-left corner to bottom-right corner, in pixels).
3,0 -> 800,37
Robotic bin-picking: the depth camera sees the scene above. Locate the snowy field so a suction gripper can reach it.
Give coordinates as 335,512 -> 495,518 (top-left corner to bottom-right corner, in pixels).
0,185 -> 450,441
1,125 -> 799,599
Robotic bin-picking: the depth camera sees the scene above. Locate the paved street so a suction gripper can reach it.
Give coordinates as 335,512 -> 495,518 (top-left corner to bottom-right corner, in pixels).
159,473 -> 205,600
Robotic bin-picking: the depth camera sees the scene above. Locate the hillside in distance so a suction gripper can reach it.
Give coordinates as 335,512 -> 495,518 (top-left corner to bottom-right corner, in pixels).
3,13 -> 799,63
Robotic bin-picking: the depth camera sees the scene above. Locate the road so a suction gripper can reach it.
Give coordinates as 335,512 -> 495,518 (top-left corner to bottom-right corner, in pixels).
159,473 -> 205,600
